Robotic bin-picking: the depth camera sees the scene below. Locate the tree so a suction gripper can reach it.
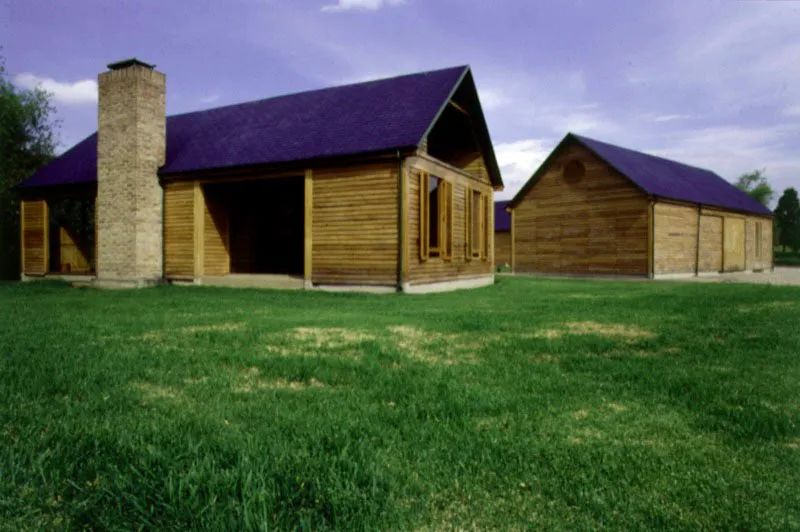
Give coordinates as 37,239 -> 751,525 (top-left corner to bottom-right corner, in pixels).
775,188 -> 800,253
734,169 -> 774,207
0,52 -> 59,279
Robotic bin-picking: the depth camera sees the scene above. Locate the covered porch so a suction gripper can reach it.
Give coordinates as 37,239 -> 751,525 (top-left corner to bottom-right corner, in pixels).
20,187 -> 97,279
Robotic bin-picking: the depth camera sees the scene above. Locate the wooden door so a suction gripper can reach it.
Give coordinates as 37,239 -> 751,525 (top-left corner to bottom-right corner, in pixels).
723,217 -> 745,272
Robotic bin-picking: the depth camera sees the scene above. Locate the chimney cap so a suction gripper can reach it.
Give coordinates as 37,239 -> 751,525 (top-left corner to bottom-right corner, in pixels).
107,58 -> 156,71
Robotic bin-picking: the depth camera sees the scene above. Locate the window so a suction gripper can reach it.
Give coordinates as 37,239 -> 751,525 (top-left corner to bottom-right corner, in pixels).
755,221 -> 762,258
466,188 -> 489,260
419,172 -> 453,261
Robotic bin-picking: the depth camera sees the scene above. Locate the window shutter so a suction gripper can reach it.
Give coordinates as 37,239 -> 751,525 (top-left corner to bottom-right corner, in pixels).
420,172 -> 429,261
465,188 -> 472,261
482,193 -> 490,260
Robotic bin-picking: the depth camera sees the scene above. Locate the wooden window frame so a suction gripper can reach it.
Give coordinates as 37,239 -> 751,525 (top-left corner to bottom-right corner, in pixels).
420,172 -> 453,261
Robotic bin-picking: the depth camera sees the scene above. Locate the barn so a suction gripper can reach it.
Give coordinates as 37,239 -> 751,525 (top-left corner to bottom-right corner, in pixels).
507,133 -> 774,277
493,200 -> 511,268
18,59 -> 503,292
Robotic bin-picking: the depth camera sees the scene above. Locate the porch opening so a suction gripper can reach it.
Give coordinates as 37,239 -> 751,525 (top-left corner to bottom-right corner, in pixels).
204,176 -> 304,276
48,197 -> 95,275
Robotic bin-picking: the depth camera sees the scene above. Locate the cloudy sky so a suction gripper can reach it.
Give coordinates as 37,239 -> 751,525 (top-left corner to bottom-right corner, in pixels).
3,0 -> 798,202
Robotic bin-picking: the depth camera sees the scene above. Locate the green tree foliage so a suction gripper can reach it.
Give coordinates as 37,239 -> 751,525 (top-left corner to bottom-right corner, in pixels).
734,170 -> 774,207
0,53 -> 59,279
774,188 -> 800,252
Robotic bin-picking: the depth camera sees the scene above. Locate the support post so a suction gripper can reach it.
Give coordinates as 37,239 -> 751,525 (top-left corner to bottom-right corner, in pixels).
193,181 -> 205,281
510,209 -> 515,273
304,169 -> 313,289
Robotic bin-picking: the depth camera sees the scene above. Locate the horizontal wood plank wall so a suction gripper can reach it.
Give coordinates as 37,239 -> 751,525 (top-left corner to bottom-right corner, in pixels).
513,145 -> 649,275
698,214 -> 723,273
407,163 -> 493,284
21,199 -> 48,275
312,162 -> 398,286
495,231 -> 511,267
653,202 -> 699,275
203,188 -> 230,276
164,182 -> 195,279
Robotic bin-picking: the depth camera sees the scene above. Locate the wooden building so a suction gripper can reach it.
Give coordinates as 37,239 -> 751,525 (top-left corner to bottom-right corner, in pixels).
493,200 -> 511,268
19,59 -> 503,292
507,134 -> 774,277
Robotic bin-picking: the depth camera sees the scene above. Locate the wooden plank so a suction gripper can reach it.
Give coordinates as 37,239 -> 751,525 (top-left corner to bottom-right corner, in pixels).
193,182 -> 205,278
21,199 -> 49,275
164,182 -> 195,278
20,201 -> 25,274
401,160 -> 409,283
510,211 -> 515,272
723,217 -> 745,272
304,169 -> 313,283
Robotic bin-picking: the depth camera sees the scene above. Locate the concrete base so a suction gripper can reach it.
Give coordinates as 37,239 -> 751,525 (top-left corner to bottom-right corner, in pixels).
404,275 -> 495,294
21,273 -> 96,283
198,274 -> 305,290
315,284 -> 398,294
93,278 -> 161,289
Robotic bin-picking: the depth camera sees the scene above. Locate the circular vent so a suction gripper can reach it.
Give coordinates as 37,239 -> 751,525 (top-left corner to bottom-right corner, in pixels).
563,160 -> 586,183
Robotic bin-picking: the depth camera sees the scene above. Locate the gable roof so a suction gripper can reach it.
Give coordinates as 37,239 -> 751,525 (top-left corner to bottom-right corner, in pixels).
508,133 -> 773,216
494,200 -> 511,231
21,66 -> 503,189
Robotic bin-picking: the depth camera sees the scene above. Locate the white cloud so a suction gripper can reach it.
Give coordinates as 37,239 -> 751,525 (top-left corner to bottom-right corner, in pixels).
493,138 -> 556,200
13,73 -> 97,105
653,114 -> 693,122
784,105 -> 800,117
200,93 -> 221,104
322,0 -> 404,13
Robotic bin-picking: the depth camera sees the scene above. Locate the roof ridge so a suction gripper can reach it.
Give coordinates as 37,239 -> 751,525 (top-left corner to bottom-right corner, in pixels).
570,133 -> 720,177
167,65 -> 470,120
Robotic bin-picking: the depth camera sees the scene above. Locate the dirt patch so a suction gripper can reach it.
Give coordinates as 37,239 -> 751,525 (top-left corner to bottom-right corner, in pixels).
529,353 -> 559,364
388,326 -> 480,366
137,322 -> 245,341
572,409 -> 589,421
535,321 -> 655,341
131,382 -> 180,401
234,367 -> 326,393
738,301 -> 798,313
292,327 -> 375,348
182,322 -> 245,333
606,402 -> 628,413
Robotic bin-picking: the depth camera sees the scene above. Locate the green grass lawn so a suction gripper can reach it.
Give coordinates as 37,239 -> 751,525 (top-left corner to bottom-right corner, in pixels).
1,278 -> 798,530
776,249 -> 800,267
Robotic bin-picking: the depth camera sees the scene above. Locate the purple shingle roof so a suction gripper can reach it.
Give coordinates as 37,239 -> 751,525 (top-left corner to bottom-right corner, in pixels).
494,200 -> 511,231
509,133 -> 772,216
22,65 -> 503,189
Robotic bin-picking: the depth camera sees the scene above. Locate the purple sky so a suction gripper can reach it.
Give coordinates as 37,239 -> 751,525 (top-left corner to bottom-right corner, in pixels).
3,0 -> 798,202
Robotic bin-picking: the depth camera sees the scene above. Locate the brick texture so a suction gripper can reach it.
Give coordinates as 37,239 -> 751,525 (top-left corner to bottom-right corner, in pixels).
96,64 -> 166,282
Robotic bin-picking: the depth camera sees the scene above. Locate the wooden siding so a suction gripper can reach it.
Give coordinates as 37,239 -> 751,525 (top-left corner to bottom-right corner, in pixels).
407,161 -> 493,284
311,162 -> 398,286
724,217 -> 746,272
164,181 -> 195,279
745,217 -> 773,271
653,203 -> 698,275
698,214 -> 723,273
494,231 -> 511,267
203,187 -> 230,276
512,144 -> 649,275
21,199 -> 48,275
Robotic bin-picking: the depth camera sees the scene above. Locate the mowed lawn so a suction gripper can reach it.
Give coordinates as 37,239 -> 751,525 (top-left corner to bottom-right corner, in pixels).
1,278 -> 798,530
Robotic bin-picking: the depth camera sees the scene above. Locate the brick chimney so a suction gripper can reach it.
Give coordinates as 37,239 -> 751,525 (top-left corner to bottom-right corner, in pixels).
96,59 -> 166,287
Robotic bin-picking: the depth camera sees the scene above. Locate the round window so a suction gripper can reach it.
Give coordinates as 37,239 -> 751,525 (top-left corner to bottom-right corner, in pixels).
563,160 -> 586,183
